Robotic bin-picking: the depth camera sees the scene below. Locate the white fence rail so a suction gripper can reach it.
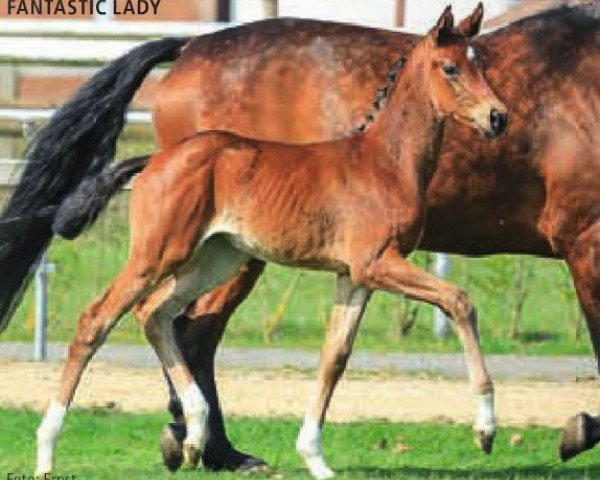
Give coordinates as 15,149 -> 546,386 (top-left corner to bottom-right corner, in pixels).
0,107 -> 152,125
0,19 -> 232,38
0,20 -> 234,63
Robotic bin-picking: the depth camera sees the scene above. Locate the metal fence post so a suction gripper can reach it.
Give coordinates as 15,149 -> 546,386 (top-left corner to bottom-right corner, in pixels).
433,253 -> 452,338
34,254 -> 49,361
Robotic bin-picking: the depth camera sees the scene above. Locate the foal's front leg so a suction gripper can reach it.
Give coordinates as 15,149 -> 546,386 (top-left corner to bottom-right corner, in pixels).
296,274 -> 370,479
357,247 -> 496,452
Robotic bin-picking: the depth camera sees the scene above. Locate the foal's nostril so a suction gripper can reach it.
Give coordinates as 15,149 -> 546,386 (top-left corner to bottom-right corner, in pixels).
490,108 -> 507,135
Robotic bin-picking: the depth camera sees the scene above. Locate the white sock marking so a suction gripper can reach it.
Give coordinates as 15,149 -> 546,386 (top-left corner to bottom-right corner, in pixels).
36,400 -> 67,475
296,416 -> 335,479
475,391 -> 496,434
181,383 -> 209,450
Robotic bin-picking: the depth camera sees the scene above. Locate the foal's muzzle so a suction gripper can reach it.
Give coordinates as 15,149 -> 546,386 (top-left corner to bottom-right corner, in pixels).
488,108 -> 508,138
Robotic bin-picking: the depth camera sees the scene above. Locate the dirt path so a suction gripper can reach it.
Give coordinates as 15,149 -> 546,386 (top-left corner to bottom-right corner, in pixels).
2,342 -> 597,381
1,361 -> 598,428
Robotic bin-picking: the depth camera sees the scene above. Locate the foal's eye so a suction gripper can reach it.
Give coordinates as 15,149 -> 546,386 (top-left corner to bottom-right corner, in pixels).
442,64 -> 460,77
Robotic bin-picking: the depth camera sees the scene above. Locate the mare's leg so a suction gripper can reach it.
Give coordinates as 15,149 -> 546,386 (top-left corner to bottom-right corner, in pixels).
560,221 -> 600,460
296,275 -> 370,479
356,247 -> 496,452
160,258 -> 268,472
35,259 -> 156,476
133,235 -> 251,470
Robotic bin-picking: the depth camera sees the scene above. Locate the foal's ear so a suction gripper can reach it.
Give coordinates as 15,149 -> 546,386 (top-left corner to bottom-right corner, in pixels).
458,2 -> 484,38
429,5 -> 454,44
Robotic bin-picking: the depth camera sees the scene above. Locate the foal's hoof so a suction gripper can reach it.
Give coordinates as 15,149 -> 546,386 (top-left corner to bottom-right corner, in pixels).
160,422 -> 186,472
183,443 -> 202,469
560,413 -> 596,462
475,430 -> 495,454
302,455 -> 335,480
236,457 -> 272,474
35,469 -> 52,479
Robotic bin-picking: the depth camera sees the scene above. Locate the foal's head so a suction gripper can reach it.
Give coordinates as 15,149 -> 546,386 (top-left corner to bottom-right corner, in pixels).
413,4 -> 507,138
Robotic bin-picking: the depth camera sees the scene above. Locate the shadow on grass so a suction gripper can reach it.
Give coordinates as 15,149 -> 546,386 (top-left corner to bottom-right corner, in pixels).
281,466 -> 600,479
516,331 -> 559,343
349,466 -> 600,479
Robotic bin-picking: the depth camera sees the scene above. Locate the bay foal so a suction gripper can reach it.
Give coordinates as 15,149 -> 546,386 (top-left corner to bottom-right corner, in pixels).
35,6 -> 506,478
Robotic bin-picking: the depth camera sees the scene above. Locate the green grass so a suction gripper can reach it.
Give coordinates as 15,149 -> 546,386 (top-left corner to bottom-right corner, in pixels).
1,231 -> 590,356
0,134 -> 593,356
0,408 -> 598,479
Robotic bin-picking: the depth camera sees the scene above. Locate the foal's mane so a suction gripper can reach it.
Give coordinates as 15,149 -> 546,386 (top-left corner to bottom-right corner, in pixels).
351,56 -> 405,135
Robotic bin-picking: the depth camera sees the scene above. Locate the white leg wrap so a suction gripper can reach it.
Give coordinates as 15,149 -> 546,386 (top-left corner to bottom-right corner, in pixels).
36,400 -> 67,475
181,383 -> 209,450
475,391 -> 496,434
296,417 -> 335,479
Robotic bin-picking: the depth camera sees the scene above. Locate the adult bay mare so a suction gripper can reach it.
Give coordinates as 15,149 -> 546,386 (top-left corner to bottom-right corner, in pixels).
0,5 -> 508,478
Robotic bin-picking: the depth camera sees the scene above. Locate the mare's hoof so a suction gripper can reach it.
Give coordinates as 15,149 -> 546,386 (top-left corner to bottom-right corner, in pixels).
204,446 -> 271,473
475,430 -> 495,454
183,443 -> 202,469
160,420 -> 271,474
560,413 -> 594,462
237,456 -> 272,474
160,422 -> 186,472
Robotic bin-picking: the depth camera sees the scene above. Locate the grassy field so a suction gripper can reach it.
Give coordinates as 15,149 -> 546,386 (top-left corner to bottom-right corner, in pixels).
0,408 -> 598,479
1,226 -> 590,356
0,135 -> 592,356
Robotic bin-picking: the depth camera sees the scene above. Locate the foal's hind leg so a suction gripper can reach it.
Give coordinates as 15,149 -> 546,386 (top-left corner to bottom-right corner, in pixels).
35,260 -> 155,476
296,274 -> 370,479
356,247 -> 496,452
37,146 -> 219,475
134,236 -> 251,469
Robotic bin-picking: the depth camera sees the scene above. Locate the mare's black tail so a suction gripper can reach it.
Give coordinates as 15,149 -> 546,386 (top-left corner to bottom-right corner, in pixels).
0,37 -> 189,333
